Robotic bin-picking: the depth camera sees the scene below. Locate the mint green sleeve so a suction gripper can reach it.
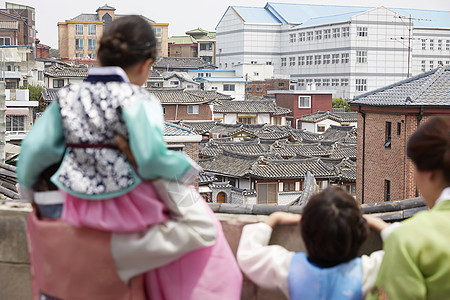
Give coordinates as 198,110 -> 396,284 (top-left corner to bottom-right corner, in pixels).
17,101 -> 66,188
122,98 -> 200,183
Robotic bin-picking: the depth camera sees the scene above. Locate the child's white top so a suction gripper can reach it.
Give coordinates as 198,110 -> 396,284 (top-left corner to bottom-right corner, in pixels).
237,222 -> 395,298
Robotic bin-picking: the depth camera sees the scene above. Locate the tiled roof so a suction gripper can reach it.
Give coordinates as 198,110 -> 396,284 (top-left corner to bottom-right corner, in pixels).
269,141 -> 329,157
329,143 -> 357,160
40,88 -> 60,102
300,111 -> 357,122
149,88 -> 209,104
163,122 -> 196,136
44,64 -> 88,78
249,157 -> 336,179
70,14 -> 99,22
200,139 -> 266,158
200,152 -> 255,177
321,125 -> 357,143
168,36 -> 197,45
162,72 -> 197,84
178,121 -> 218,135
97,4 -> 116,10
198,172 -> 217,184
153,57 -> 215,70
186,90 -> 233,101
334,158 -> 357,182
186,28 -> 209,35
350,66 -> 450,107
213,100 -> 291,115
290,128 -> 322,142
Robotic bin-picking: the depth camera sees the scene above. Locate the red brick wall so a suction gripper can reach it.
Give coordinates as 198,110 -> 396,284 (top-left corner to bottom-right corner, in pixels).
275,93 -> 332,128
247,79 -> 289,97
0,14 -> 25,45
162,103 -> 212,121
167,141 -> 199,187
357,112 -> 446,204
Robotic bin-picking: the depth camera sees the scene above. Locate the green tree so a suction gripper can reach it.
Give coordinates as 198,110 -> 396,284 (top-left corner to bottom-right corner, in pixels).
332,97 -> 352,112
20,84 -> 45,113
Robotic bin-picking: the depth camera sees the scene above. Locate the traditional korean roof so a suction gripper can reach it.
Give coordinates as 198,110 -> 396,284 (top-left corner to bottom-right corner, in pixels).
200,152 -> 255,177
350,66 -> 450,107
44,64 -> 88,78
321,125 -> 357,143
200,139 -> 266,158
198,172 -> 217,184
162,72 -> 198,84
290,128 -> 323,142
178,121 -> 218,135
97,4 -> 116,10
300,111 -> 357,123
40,88 -> 59,102
186,90 -> 233,101
163,122 -> 196,136
329,143 -> 357,160
269,140 -> 328,157
213,100 -> 291,115
149,88 -> 210,104
168,35 -> 197,45
334,158 -> 357,182
153,57 -> 215,70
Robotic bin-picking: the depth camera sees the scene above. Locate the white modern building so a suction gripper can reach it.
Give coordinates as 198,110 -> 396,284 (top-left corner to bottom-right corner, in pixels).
216,3 -> 450,99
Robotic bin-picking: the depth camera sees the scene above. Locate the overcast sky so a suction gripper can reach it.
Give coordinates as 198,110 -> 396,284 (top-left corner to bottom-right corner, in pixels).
3,0 -> 450,49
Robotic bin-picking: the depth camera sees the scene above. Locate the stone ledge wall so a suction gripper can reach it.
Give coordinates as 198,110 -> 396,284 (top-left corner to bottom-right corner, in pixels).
0,197 -> 426,299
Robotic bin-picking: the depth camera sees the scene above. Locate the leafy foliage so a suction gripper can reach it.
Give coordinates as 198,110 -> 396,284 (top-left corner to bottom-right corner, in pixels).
20,84 -> 45,113
332,97 -> 352,112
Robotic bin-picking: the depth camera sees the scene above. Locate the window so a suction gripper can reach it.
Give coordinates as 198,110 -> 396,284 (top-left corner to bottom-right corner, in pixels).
0,37 -> 11,46
88,39 -> 96,50
6,115 -> 24,131
323,79 -> 330,86
289,33 -> 296,43
298,96 -> 311,108
88,24 -> 96,36
324,29 -> 331,39
90,53 -> 96,59
357,27 -> 368,37
355,79 -> 367,91
421,60 -> 426,72
38,71 -> 43,81
332,28 -> 340,38
356,51 -> 367,63
75,53 -> 83,59
53,79 -> 64,88
438,40 -> 442,50
5,81 -> 16,89
153,27 -> 162,38
254,72 -> 259,76
298,79 -> 304,87
238,116 -> 256,124
341,78 -> 349,86
289,57 -> 296,66
200,43 -> 213,50
446,40 -> 450,51
102,13 -> 112,25
314,55 -> 321,65
278,82 -> 284,87
251,61 -> 257,65
256,87 -> 263,92
341,53 -> 349,63
422,39 -> 426,50
397,122 -> 401,136
205,73 -> 211,77
314,79 -> 321,86
315,30 -> 322,40
162,107 -> 166,114
385,180 -> 391,201
332,79 -> 339,86
342,27 -> 350,37
170,80 -> 179,86
298,56 -> 305,65
257,183 -> 277,204
306,56 -> 313,65
223,84 -> 235,91
298,32 -> 305,42
187,105 -> 199,114
430,60 -> 434,70
273,116 -> 283,125
438,60 -> 443,66
306,31 -> 313,41
323,54 -> 330,64
197,72 -> 204,78
75,38 -> 84,50
281,58 -> 286,67
75,24 -> 83,35
317,125 -> 325,132
283,182 -> 296,192
246,87 -> 253,92
385,121 -> 392,148
345,184 -> 356,195
266,61 -> 272,65
430,39 -> 434,50
317,180 -> 328,190
332,54 -> 339,64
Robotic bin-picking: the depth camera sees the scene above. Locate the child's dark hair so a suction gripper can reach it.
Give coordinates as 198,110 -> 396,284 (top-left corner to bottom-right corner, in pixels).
98,15 -> 157,69
301,187 -> 368,268
407,117 -> 450,184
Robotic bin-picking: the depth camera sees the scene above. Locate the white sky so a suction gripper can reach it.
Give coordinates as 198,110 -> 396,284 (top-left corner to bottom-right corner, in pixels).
2,0 -> 450,49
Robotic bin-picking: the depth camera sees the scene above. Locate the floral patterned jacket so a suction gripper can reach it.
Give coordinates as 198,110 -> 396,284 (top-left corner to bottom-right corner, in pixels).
17,67 -> 199,199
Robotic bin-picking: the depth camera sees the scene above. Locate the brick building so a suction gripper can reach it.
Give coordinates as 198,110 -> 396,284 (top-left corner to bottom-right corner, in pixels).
350,66 -> 450,204
58,4 -> 169,60
268,90 -> 333,128
246,78 -> 290,98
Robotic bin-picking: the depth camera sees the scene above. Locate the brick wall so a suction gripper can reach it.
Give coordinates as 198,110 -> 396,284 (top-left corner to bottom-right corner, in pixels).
247,79 -> 289,98
167,141 -> 199,187
357,112 -> 447,204
0,15 -> 25,45
162,103 -> 212,121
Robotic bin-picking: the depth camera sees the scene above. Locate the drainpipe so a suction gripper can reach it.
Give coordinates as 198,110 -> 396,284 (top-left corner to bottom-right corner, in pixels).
359,105 -> 366,204
403,116 -> 407,200
175,104 -> 179,121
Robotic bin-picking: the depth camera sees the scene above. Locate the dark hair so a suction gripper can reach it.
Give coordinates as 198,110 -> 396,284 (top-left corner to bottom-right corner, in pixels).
98,15 -> 157,69
301,187 -> 368,268
407,117 -> 450,184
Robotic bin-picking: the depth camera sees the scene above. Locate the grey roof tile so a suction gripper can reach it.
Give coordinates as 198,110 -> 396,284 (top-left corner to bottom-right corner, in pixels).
153,57 -> 215,69
40,88 -> 60,101
164,122 -> 196,136
44,64 -> 88,78
213,100 -> 291,115
149,88 -> 209,104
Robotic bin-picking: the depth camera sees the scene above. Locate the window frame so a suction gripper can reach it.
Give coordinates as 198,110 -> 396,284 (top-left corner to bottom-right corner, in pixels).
298,96 -> 311,108
187,105 -> 199,114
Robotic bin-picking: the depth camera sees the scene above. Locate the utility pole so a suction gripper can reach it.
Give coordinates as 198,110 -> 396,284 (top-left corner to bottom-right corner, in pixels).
244,73 -> 248,100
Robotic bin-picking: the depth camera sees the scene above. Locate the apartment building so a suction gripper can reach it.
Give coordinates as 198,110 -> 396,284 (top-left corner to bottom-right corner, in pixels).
168,28 -> 216,65
216,3 -> 450,99
58,5 -> 169,60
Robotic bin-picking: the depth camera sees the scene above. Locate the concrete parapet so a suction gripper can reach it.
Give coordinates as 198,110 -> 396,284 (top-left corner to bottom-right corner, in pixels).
0,197 -> 426,299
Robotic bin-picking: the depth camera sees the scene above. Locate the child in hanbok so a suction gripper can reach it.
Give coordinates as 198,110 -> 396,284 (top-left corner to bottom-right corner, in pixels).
238,187 -> 392,299
18,15 -> 242,300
